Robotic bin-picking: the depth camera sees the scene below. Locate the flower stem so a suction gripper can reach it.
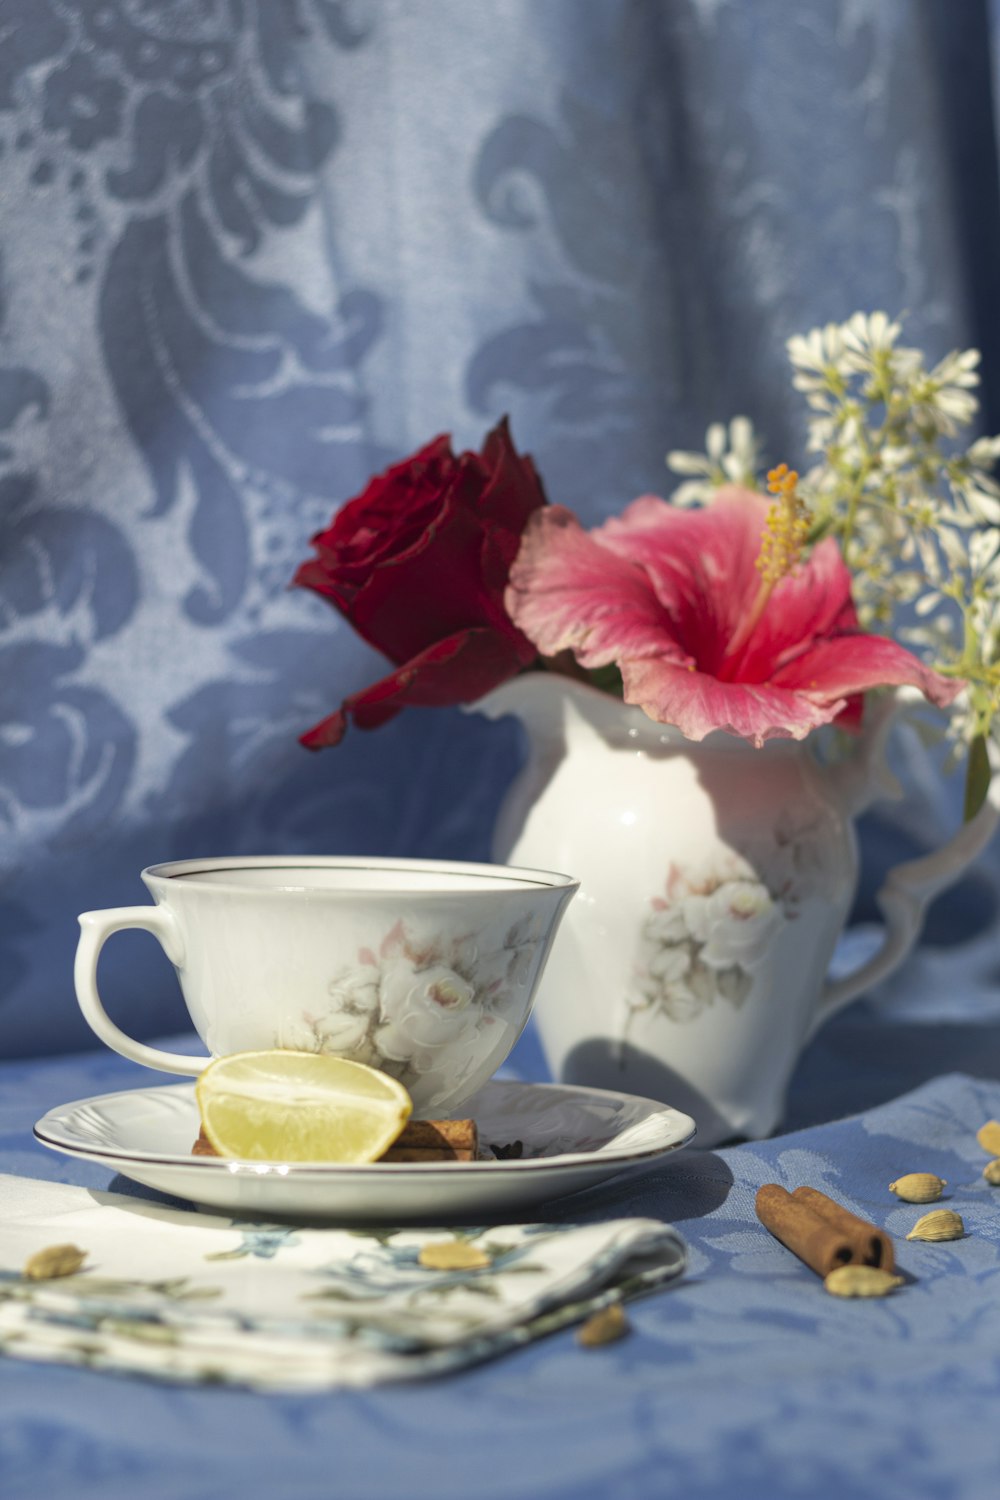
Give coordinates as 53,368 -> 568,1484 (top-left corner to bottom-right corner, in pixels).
964,732 -> 991,820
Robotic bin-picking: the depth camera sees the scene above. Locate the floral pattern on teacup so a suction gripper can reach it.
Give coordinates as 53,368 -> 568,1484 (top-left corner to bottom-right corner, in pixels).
281,917 -> 543,1097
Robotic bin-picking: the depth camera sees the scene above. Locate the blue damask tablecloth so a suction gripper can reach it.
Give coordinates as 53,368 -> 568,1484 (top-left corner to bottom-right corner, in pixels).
3,975 -> 1000,1500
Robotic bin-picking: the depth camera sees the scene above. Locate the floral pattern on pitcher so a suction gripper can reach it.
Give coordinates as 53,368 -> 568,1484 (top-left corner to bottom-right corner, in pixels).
627,813 -> 833,1026
281,917 -> 543,1094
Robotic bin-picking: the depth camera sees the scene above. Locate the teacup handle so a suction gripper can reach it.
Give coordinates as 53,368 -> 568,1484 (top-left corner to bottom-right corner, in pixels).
75,906 -> 208,1075
808,780 -> 1000,1041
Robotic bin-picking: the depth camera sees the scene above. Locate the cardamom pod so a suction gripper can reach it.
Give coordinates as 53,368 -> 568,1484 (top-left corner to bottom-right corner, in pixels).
23,1243 -> 87,1280
888,1173 -> 947,1203
824,1265 -> 904,1298
982,1159 -> 1000,1186
417,1240 -> 492,1271
906,1209 -> 965,1242
976,1121 -> 1000,1157
577,1302 -> 629,1347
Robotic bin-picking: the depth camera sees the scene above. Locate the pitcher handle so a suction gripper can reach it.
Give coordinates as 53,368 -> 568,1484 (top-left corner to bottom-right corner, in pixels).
74,906 -> 209,1075
807,781 -> 1000,1041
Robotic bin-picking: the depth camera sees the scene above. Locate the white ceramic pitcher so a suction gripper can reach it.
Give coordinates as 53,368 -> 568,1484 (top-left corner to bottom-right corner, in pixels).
477,674 -> 999,1145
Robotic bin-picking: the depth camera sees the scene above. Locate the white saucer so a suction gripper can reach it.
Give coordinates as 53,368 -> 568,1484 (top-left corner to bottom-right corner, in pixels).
34,1079 -> 696,1222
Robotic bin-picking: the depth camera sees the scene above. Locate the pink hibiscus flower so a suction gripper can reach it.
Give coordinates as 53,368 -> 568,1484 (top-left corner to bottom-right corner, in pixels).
505,486 -> 961,745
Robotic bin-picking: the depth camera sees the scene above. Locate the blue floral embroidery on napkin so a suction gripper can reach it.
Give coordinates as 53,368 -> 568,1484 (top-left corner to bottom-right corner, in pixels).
203,1223 -> 303,1262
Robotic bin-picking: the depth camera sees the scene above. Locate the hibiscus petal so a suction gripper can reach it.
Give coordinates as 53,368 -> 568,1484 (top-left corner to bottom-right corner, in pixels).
772,632 -> 963,707
620,658 -> 842,746
597,490 -> 864,682
506,506 -> 690,668
299,628 -> 533,748
732,536 -> 859,681
595,488 -> 767,670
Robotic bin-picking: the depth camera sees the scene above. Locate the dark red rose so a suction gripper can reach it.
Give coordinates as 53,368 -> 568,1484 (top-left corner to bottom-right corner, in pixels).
294,418 -> 547,746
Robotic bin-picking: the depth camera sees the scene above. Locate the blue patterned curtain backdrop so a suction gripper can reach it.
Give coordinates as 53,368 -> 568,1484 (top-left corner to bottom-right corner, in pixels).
2,0 -> 999,1058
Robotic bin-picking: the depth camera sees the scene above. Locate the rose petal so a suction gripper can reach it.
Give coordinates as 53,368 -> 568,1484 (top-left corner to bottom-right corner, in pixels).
300,628 -> 532,748
339,488 -> 522,663
295,422 -> 544,714
475,417 -> 548,534
305,435 -> 456,591
299,706 -> 350,750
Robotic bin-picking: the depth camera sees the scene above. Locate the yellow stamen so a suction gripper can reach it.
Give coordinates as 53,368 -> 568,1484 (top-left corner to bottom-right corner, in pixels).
758,466 -> 809,585
724,466 -> 810,663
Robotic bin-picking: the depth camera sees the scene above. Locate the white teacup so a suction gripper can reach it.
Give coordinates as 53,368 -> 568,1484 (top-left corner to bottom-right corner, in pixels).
74,856 -> 578,1114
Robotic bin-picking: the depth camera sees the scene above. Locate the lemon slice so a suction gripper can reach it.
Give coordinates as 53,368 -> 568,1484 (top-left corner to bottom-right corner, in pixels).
195,1051 -> 412,1163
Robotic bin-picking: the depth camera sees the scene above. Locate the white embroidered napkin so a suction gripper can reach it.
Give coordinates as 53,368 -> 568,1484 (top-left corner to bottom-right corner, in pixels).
0,1174 -> 686,1389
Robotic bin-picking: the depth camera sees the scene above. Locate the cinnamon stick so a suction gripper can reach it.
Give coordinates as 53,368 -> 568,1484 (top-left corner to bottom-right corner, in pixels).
391,1120 -> 479,1152
191,1118 -> 479,1162
755,1184 -> 893,1278
792,1186 -> 894,1271
192,1130 -> 216,1157
379,1146 -> 476,1163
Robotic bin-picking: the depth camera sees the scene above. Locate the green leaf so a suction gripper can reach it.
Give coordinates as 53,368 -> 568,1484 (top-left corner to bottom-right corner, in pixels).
963,733 -> 992,821
586,664 -> 624,697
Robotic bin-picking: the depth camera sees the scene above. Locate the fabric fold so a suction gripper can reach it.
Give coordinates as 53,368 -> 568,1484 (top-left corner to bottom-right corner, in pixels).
0,1175 -> 686,1390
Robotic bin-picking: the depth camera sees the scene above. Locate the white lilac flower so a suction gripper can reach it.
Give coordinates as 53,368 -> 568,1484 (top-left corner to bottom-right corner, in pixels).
666,416 -> 760,505
720,416 -> 759,482
963,484 -> 1000,526
666,308 -> 1000,780
914,590 -> 943,617
968,435 -> 1000,467
915,533 -> 945,585
786,321 -> 852,380
838,310 -> 903,362
930,348 -> 981,390
939,527 -> 970,573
